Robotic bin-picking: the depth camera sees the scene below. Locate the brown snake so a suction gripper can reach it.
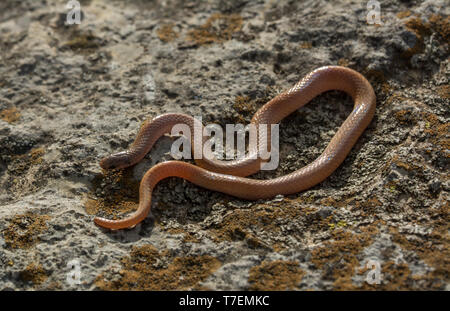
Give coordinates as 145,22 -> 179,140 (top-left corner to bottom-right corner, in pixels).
94,66 -> 376,230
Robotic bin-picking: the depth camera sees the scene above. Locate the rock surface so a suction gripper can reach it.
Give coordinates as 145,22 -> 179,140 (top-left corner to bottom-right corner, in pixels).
0,0 -> 448,290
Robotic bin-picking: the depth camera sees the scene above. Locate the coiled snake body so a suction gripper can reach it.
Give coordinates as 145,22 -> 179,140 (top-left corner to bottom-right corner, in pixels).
94,66 -> 376,230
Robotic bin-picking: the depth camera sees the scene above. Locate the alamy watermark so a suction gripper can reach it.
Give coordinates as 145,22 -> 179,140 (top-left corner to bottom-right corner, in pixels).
169,116 -> 280,170
366,0 -> 382,25
66,259 -> 82,286
66,0 -> 81,25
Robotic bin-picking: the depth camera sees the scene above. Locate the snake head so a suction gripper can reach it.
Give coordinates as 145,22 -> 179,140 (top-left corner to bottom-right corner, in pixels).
99,151 -> 132,170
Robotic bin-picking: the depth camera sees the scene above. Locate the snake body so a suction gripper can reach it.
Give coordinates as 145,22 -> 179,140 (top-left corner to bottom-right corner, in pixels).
94,66 -> 376,230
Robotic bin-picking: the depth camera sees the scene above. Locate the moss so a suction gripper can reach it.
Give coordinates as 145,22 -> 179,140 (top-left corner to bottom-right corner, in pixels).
29,147 -> 45,165
422,112 -> 449,152
62,31 -> 101,54
187,13 -> 243,45
337,58 -> 349,67
232,86 -> 278,123
357,241 -> 447,290
300,42 -> 312,49
401,17 -> 431,61
208,202 -> 313,249
95,245 -> 221,290
233,95 -> 255,123
43,281 -> 63,290
394,109 -> 417,125
363,69 -> 391,95
157,23 -> 179,42
437,85 -> 449,99
389,202 -> 449,289
2,212 -> 50,249
345,202 -> 449,290
401,14 -> 449,62
248,260 -> 304,290
165,227 -> 201,243
8,147 -> 45,177
394,159 -> 418,172
4,147 -> 46,197
0,107 -> 20,123
310,225 -> 379,290
385,93 -> 408,108
244,233 -> 271,250
19,263 -> 48,286
353,196 -> 383,215
85,168 -> 140,220
363,196 -> 382,209
182,232 -> 201,243
428,14 -> 450,43
396,11 -> 412,19
319,195 -> 356,209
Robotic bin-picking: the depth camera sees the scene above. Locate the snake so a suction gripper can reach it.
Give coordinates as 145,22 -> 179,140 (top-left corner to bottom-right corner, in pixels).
94,66 -> 376,230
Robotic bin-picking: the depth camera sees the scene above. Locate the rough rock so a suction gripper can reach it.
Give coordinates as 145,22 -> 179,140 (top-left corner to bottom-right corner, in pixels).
0,0 -> 448,290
